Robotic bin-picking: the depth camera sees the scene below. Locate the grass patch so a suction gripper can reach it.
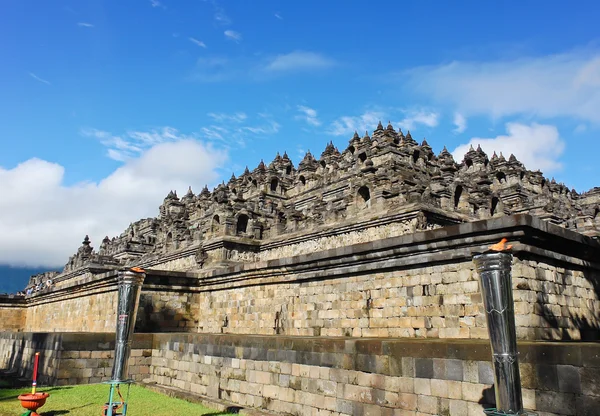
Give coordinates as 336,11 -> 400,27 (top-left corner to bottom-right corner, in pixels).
0,383 -> 237,416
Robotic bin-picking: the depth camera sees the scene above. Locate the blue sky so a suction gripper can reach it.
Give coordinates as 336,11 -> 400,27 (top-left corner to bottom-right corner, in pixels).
1,0 -> 600,276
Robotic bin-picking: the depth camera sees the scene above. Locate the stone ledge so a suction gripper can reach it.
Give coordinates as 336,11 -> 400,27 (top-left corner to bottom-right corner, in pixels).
194,213 -> 600,283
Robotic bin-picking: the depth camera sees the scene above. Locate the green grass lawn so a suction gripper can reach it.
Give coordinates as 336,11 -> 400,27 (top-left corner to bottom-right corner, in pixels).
0,383 -> 237,416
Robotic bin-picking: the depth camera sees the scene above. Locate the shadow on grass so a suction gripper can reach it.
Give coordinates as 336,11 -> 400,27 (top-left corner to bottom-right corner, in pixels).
0,386 -> 73,402
202,405 -> 242,415
203,413 -> 239,416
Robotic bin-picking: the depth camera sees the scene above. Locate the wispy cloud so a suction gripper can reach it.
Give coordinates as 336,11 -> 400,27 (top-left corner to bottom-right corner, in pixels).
403,47 -> 600,124
211,1 -> 231,25
207,112 -> 247,123
224,30 -> 242,42
83,127 -> 199,161
201,116 -> 280,147
242,121 -> 280,135
328,111 -> 385,136
149,0 -> 165,8
397,109 -> 439,131
295,106 -> 321,127
77,22 -> 94,28
28,72 -> 51,85
190,56 -> 236,83
275,12 -> 283,20
264,51 -> 336,72
453,112 -> 467,133
328,107 -> 440,137
189,37 -> 207,48
189,51 -> 336,83
452,122 -> 565,173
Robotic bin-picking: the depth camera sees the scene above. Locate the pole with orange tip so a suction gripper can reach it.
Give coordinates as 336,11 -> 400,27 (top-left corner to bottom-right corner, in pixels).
31,352 -> 40,394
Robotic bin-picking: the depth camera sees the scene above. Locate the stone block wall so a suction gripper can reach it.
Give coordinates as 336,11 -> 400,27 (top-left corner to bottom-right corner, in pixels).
149,333 -> 600,416
195,255 -> 599,341
25,290 -> 118,333
0,295 -> 26,331
20,270 -> 201,333
196,261 -> 488,339
192,214 -> 600,341
0,332 -> 152,386
3,215 -> 599,342
512,258 -> 600,341
3,332 -> 598,415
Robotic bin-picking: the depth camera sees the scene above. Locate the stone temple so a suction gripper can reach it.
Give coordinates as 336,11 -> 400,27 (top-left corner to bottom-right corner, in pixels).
2,123 -> 599,416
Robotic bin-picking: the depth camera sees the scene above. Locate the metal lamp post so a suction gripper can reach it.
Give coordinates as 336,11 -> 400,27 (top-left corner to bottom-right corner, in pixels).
473,240 -> 536,416
103,267 -> 146,416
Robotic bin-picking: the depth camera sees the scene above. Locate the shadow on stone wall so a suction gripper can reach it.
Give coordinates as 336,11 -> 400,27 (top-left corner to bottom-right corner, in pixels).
536,267 -> 600,341
479,385 -> 496,410
135,293 -> 192,333
1,333 -> 60,386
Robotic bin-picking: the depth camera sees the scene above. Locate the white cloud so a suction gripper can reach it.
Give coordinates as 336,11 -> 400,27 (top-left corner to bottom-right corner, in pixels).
452,122 -> 565,173
149,0 -> 165,8
28,72 -> 51,85
453,112 -> 467,133
397,110 -> 439,131
0,139 -> 228,268
328,111 -> 385,136
207,112 -> 247,123
189,37 -> 207,48
295,106 -> 321,127
404,48 -> 600,124
275,13 -> 283,20
264,51 -> 336,72
574,123 -> 587,134
224,30 -> 242,42
77,22 -> 94,28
